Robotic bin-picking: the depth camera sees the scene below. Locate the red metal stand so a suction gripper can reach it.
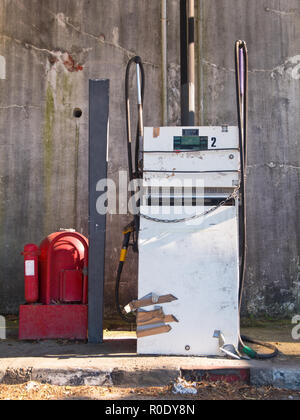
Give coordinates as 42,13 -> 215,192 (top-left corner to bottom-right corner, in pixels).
19,305 -> 88,341
19,231 -> 89,341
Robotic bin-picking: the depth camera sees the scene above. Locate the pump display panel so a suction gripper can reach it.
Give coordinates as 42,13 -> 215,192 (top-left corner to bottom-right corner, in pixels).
174,136 -> 208,151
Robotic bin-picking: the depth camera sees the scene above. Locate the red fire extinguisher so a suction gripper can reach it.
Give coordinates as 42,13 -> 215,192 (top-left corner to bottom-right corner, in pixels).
22,244 -> 39,304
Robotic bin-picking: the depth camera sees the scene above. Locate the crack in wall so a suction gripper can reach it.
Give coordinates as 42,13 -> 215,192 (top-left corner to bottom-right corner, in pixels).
265,7 -> 299,17
202,59 -> 235,74
202,59 -> 271,74
0,29 -> 157,70
0,105 -> 40,109
0,34 -> 91,58
0,104 -> 40,118
45,8 -> 159,69
203,56 -> 300,79
247,163 -> 300,171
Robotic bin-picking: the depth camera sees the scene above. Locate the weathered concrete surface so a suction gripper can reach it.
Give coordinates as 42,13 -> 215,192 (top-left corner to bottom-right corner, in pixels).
0,0 -> 299,318
0,0 -> 164,315
251,367 -> 300,391
197,0 -> 300,317
0,337 -> 299,389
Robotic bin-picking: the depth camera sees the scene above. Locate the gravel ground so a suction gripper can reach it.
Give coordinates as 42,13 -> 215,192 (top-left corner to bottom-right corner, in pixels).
0,381 -> 300,400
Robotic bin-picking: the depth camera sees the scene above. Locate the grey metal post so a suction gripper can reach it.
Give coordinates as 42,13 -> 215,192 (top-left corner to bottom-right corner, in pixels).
88,79 -> 110,344
180,0 -> 189,125
188,0 -> 195,126
181,0 -> 195,126
161,0 -> 168,126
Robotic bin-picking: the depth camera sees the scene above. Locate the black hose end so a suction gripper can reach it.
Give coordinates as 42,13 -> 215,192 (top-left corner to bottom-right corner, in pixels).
236,40 -> 247,50
134,56 -> 142,64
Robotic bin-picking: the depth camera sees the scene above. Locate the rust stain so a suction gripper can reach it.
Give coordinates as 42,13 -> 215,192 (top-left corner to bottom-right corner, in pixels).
48,52 -> 84,72
48,55 -> 58,66
63,53 -> 83,72
153,127 -> 160,138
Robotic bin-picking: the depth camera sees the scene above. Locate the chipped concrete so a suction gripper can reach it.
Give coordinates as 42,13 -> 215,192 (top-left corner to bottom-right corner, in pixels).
0,337 -> 299,389
251,367 -> 300,391
33,369 -> 113,387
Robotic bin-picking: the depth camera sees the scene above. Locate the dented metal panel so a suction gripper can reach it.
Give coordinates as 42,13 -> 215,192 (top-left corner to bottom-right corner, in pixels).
144,150 -> 240,173
138,126 -> 240,356
144,172 -> 239,189
138,204 -> 240,356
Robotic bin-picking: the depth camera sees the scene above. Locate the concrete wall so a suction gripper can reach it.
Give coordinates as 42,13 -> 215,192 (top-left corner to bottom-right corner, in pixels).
197,0 -> 300,317
0,0 -> 299,318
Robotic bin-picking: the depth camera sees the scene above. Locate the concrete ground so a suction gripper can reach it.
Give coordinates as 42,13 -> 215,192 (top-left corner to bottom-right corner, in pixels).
0,318 -> 299,391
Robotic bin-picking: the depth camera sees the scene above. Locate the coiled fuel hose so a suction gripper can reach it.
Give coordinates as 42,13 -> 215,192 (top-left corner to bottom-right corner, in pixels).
235,40 -> 278,359
115,57 -> 145,323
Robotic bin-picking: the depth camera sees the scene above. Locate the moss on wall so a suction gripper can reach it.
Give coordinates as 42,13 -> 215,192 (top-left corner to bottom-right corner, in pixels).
43,84 -> 55,234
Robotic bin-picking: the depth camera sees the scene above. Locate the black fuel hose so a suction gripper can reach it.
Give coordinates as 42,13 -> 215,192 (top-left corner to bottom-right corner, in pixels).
241,335 -> 279,360
235,41 -> 278,359
115,57 -> 145,323
235,40 -> 248,312
125,56 -> 145,182
115,227 -> 136,323
125,56 -> 145,247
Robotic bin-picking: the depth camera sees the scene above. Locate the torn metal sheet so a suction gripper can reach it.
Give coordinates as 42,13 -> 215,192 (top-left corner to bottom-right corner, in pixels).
137,308 -> 164,323
125,294 -> 178,313
137,311 -> 178,327
136,324 -> 172,339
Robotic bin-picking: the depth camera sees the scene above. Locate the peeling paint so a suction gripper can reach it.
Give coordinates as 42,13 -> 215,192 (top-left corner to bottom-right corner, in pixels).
167,63 -> 181,125
48,51 -> 83,73
55,12 -> 67,28
62,53 -> 83,72
112,27 -> 119,46
271,55 -> 300,80
0,55 -> 5,79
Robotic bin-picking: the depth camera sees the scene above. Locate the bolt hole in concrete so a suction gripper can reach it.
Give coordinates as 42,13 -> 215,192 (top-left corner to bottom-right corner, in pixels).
73,108 -> 83,118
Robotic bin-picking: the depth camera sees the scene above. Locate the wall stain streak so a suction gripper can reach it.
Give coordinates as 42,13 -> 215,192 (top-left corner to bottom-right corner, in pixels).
43,84 -> 55,235
74,123 -> 80,229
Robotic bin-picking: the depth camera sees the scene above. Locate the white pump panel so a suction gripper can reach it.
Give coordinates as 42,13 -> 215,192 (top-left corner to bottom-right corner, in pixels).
137,127 -> 240,356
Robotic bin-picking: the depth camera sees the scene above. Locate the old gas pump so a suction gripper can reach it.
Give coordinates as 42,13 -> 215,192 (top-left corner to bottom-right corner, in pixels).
136,126 -> 241,356
116,43 -> 278,359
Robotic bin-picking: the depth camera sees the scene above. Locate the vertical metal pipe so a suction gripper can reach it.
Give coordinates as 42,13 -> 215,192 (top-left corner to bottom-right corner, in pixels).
180,0 -> 189,125
161,0 -> 168,126
198,0 -> 204,125
136,63 -> 142,106
188,0 -> 195,125
88,79 -> 109,344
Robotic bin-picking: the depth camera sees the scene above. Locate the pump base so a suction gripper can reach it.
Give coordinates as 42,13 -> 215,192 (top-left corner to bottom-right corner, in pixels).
19,305 -> 88,341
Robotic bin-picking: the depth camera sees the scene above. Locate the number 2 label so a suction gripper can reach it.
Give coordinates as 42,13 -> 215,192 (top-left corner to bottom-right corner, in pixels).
211,137 -> 217,148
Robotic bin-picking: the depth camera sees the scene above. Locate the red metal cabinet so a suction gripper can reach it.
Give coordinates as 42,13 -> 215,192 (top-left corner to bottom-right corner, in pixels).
19,231 -> 89,341
22,244 -> 39,304
39,232 -> 88,305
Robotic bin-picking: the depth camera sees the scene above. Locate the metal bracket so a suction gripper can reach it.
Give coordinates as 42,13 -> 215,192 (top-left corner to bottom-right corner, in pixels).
213,330 -> 241,360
